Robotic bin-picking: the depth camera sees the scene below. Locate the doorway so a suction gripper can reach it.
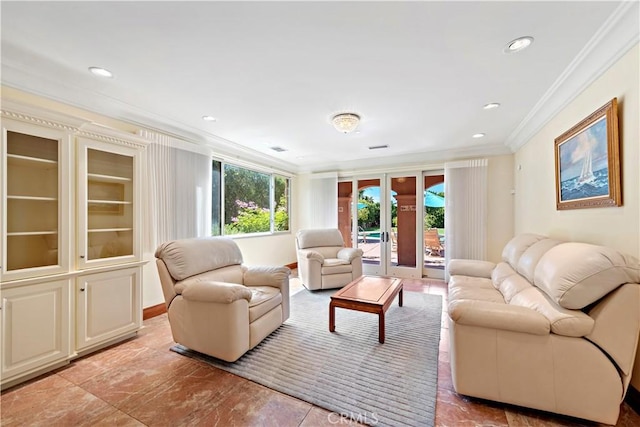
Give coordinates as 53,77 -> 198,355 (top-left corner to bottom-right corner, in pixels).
423,172 -> 445,279
337,173 -> 422,279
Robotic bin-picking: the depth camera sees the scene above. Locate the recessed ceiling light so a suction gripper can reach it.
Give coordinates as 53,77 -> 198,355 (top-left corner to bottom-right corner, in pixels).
202,115 -> 217,122
472,133 -> 485,139
88,66 -> 113,78
483,103 -> 501,110
504,36 -> 534,53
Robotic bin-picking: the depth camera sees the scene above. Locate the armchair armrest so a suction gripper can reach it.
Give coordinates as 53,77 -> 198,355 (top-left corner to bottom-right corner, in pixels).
243,265 -> 290,288
448,299 -> 550,335
298,249 -> 324,262
181,281 -> 252,304
448,259 -> 495,278
337,247 -> 364,263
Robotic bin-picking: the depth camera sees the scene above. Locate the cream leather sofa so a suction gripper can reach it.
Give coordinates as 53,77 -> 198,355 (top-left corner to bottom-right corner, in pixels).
295,228 -> 364,290
155,237 -> 290,362
447,234 -> 640,425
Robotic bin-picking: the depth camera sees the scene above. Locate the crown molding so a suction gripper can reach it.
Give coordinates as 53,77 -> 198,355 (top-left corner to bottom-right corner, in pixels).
1,99 -> 88,131
506,1 -> 639,152
77,123 -> 150,149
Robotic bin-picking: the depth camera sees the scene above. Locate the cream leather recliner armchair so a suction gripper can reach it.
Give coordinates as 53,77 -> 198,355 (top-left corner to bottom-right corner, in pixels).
295,228 -> 363,290
447,234 -> 640,425
155,237 -> 290,362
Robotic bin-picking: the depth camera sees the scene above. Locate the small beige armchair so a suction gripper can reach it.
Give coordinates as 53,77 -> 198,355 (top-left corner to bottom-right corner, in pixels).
295,228 -> 364,290
155,237 -> 290,362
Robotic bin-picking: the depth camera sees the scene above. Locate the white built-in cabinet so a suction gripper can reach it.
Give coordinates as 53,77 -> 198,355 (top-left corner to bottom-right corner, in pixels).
0,103 -> 147,389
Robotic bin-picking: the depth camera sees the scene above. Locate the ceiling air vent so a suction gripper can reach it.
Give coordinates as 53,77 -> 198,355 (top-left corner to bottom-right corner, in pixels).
368,145 -> 389,150
270,146 -> 287,152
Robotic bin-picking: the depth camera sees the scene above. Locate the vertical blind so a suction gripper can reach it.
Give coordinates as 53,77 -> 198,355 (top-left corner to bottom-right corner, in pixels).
309,172 -> 338,229
139,130 -> 212,251
444,158 -> 488,279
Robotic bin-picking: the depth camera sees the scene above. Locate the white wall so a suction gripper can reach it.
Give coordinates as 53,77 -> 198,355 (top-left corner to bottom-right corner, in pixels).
514,44 -> 639,258
234,233 -> 297,267
486,154 -> 515,262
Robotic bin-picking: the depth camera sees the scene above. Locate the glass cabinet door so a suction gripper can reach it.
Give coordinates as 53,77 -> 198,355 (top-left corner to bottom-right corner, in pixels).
1,123 -> 69,280
77,138 -> 139,268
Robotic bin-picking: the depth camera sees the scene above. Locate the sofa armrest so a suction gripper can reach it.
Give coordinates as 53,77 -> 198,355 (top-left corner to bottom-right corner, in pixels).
448,299 -> 550,335
181,281 -> 252,304
337,247 -> 364,263
448,259 -> 496,278
243,266 -> 290,288
298,249 -> 324,262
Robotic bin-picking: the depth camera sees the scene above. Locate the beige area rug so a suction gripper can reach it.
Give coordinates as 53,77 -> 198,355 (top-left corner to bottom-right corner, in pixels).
171,289 -> 442,427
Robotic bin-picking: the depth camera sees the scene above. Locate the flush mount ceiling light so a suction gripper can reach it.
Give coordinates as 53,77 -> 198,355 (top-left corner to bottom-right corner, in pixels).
504,36 -> 534,53
88,66 -> 113,78
483,102 -> 501,110
331,113 -> 361,134
202,115 -> 217,122
472,133 -> 486,139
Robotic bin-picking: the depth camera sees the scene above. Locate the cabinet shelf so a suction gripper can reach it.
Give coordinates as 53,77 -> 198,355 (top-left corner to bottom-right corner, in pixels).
88,200 -> 131,205
88,228 -> 133,233
8,195 -> 58,202
7,154 -> 58,168
88,173 -> 132,183
7,231 -> 58,236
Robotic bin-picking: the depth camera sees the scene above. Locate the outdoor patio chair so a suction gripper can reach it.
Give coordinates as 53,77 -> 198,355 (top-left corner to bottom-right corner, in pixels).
424,228 -> 444,256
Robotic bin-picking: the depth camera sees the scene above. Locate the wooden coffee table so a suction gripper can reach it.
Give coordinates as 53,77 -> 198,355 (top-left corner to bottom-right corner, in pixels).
329,275 -> 403,343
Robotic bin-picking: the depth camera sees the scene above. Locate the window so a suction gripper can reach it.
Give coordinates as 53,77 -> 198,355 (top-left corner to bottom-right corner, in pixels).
212,160 -> 290,236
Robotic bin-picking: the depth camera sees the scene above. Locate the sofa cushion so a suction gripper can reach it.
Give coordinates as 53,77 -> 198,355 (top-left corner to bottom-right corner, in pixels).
502,233 -> 547,269
509,287 -> 594,337
516,238 -> 563,283
534,243 -> 640,309
155,237 -> 243,281
491,262 -> 519,289
449,276 -> 505,304
497,273 -> 532,303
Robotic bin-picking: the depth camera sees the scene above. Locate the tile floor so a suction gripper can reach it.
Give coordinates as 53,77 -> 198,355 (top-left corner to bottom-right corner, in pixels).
1,277 -> 639,426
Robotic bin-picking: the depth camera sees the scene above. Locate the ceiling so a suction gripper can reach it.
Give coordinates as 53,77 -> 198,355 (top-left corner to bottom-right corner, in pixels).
1,1 -> 638,174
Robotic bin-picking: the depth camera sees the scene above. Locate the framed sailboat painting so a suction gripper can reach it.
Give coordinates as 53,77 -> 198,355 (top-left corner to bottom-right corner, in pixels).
554,98 -> 621,210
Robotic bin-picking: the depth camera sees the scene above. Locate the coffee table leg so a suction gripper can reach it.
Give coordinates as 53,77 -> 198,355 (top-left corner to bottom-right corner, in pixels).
378,312 -> 385,343
329,302 -> 336,332
399,287 -> 403,307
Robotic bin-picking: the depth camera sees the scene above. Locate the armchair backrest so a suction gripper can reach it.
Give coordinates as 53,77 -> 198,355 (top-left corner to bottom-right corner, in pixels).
296,228 -> 344,248
155,237 -> 243,281
296,228 -> 346,259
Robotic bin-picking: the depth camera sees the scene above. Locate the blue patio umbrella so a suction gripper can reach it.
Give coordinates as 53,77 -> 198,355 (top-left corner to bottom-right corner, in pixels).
424,192 -> 445,208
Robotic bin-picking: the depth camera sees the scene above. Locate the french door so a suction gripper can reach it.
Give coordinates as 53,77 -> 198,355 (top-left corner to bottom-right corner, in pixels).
338,172 -> 422,279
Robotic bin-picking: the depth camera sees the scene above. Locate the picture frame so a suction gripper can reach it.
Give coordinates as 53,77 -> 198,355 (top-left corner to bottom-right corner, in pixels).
554,98 -> 621,210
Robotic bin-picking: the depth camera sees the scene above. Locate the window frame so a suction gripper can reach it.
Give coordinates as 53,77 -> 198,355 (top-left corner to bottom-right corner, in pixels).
212,159 -> 291,237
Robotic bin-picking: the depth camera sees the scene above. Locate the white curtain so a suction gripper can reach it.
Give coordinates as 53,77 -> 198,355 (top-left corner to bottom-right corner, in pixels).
139,130 -> 212,251
444,158 -> 488,280
309,172 -> 338,229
